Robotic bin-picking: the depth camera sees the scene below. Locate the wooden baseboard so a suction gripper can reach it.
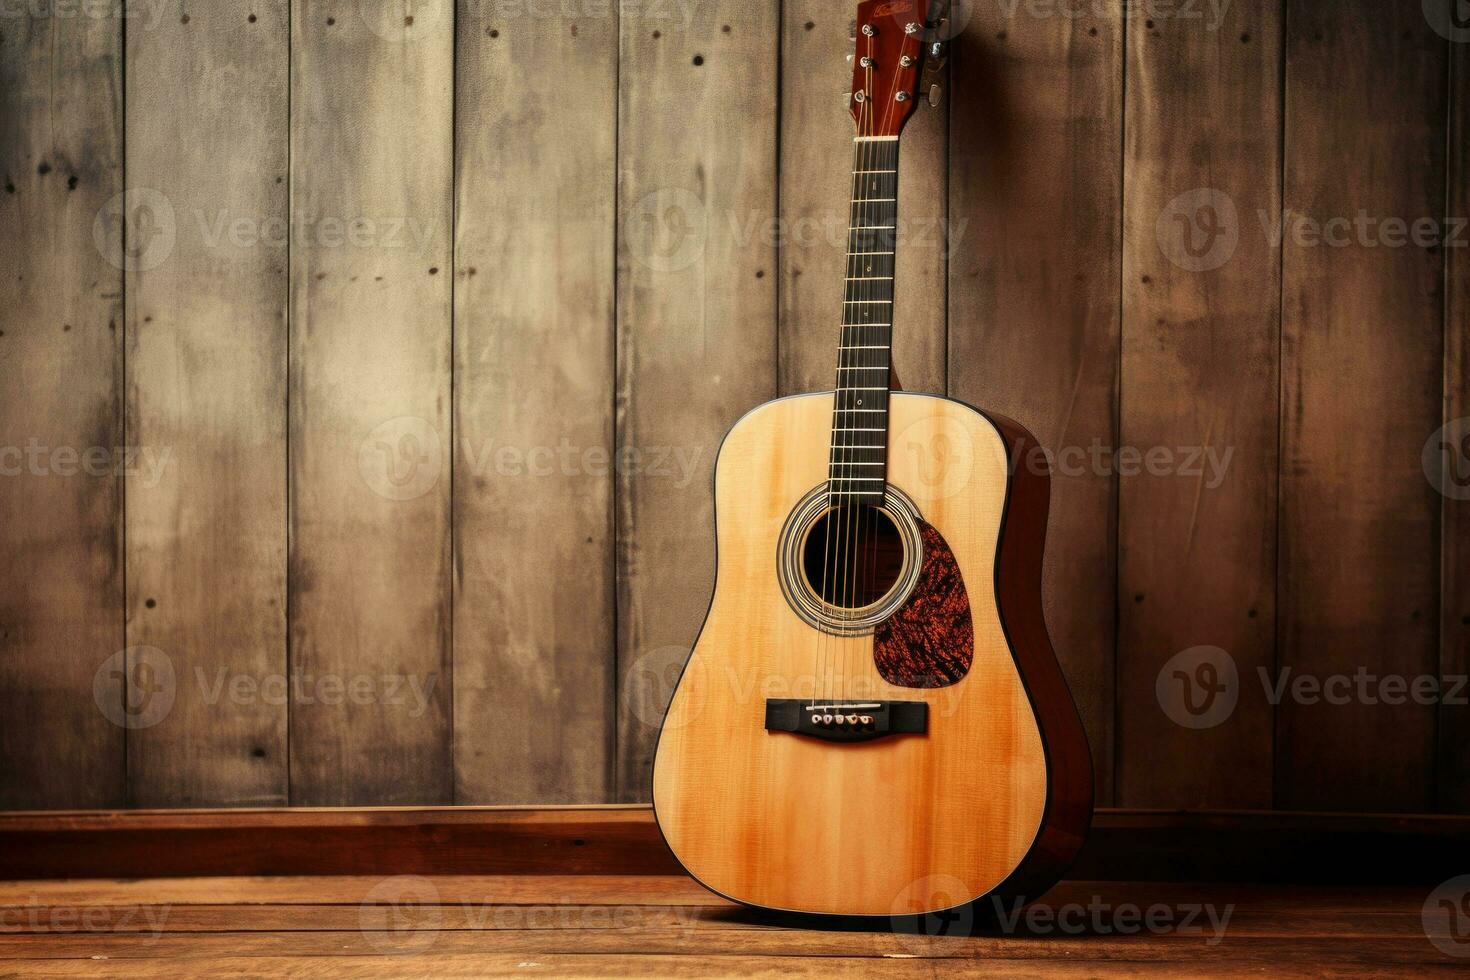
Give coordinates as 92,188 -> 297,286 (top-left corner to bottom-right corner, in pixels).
0,805 -> 1464,882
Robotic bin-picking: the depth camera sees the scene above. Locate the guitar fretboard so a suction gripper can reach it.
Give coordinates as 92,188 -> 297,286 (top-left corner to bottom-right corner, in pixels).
829,137 -> 898,506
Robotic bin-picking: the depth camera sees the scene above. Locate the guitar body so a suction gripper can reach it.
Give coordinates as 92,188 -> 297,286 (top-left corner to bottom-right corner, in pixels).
652,391 -> 1092,918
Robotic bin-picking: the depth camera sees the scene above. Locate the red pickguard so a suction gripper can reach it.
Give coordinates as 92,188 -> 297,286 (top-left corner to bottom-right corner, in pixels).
873,520 -> 973,687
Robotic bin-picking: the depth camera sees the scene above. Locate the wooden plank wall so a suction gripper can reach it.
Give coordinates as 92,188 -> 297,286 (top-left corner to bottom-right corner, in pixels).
1444,22 -> 1470,814
1118,1 -> 1280,807
0,1 -> 1464,813
454,3 -> 618,803
124,0 -> 289,807
288,0 -> 454,805
0,11 -> 124,808
1277,0 -> 1447,812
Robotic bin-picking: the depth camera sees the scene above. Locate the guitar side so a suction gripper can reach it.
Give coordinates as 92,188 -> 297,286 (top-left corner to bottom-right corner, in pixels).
651,391 -> 1093,918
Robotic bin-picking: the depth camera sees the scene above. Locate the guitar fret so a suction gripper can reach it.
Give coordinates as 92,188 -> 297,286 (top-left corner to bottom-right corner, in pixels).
830,140 -> 900,502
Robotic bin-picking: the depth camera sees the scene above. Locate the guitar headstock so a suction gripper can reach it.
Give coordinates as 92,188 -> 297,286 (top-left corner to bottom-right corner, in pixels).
849,0 -> 937,138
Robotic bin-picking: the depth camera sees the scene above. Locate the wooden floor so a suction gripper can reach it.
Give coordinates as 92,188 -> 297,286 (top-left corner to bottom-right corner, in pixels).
0,875 -> 1462,977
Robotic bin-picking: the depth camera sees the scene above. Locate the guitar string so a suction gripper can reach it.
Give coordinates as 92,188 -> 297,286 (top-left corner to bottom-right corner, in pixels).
849,27 -> 906,705
842,22 -> 902,707
826,15 -> 912,709
866,30 -> 907,700
818,67 -> 870,708
837,47 -> 875,705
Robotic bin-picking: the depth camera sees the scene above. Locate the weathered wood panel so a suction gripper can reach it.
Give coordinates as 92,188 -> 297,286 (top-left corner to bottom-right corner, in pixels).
453,3 -> 617,803
947,5 -> 1123,801
0,11 -> 124,808
124,1 -> 289,806
778,3 -> 947,396
1117,4 -> 1282,807
615,1 -> 780,800
1441,36 -> 1469,814
289,0 -> 454,804
1277,0 -> 1446,811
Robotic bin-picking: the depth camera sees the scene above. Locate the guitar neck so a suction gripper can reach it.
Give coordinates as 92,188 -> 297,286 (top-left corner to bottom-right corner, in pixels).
830,136 -> 899,506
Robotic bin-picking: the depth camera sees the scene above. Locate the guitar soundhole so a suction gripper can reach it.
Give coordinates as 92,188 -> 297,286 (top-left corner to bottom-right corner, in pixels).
778,485 -> 924,636
800,504 -> 906,611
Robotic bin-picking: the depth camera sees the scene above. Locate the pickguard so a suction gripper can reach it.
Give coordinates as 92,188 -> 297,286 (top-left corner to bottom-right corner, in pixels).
873,520 -> 974,688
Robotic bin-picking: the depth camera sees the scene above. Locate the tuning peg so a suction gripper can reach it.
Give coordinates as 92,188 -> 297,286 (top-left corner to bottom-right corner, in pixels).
921,20 -> 949,109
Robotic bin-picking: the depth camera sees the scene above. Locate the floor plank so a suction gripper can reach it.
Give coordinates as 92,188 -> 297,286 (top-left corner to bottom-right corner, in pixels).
0,875 -> 1460,977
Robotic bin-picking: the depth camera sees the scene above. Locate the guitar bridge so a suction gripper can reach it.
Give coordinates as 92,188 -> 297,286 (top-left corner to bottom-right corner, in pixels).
764,699 -> 927,743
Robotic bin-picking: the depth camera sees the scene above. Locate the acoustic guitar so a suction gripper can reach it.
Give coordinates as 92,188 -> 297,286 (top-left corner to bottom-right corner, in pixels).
652,0 -> 1093,920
